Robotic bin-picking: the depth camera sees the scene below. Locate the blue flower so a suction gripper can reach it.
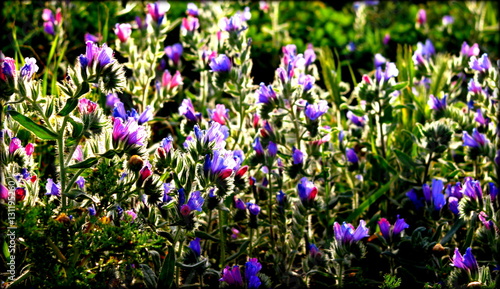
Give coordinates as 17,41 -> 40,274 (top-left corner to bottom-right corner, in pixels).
188,237 -> 201,257
452,247 -> 478,273
76,176 -> 85,190
45,178 -> 61,196
292,147 -> 304,165
297,177 -> 317,205
246,202 -> 261,215
333,220 -> 369,244
346,148 -> 359,164
179,98 -> 202,122
469,53 -> 491,72
209,54 -> 232,73
234,198 -> 246,210
186,191 -> 204,212
245,258 -> 262,289
304,100 -> 328,121
347,111 -> 367,127
256,83 -> 277,104
462,128 -> 489,148
253,137 -> 265,156
428,94 -> 447,111
267,141 -> 278,157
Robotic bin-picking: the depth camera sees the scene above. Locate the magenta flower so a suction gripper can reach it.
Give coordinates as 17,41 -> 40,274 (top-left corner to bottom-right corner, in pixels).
460,42 -> 480,57
125,209 -> 137,220
112,118 -> 147,149
259,1 -> 269,12
9,137 -> 22,154
81,41 -> 115,68
207,104 -> 229,125
78,98 -> 98,114
114,23 -> 132,43
147,2 -> 170,24
161,70 -> 183,90
0,55 -> 16,81
72,145 -> 83,162
378,215 -> 409,240
219,265 -> 244,287
182,16 -> 199,32
467,79 -> 484,94
416,9 -> 426,25
42,8 -> 62,35
0,184 -> 8,201
186,3 -> 199,17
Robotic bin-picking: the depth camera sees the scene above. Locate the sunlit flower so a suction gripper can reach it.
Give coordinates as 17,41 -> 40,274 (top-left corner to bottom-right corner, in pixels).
186,3 -> 199,16
428,94 -> 447,111
207,104 -> 229,125
114,23 -> 132,43
304,100 -> 328,121
334,220 -> 369,244
147,2 -> 170,24
209,54 -> 232,73
469,53 -> 491,73
297,177 -> 317,205
20,57 -> 39,80
45,178 -> 61,196
182,16 -> 199,32
462,128 -> 489,148
460,42 -> 480,57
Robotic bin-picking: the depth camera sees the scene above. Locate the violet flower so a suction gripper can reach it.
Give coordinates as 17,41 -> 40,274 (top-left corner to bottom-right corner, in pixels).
428,94 -> 447,111
297,177 -> 318,205
346,148 -> 359,164
179,98 -> 201,122
147,2 -> 170,24
451,247 -> 478,274
460,42 -> 480,57
219,265 -> 244,287
347,111 -> 367,127
165,43 -> 183,66
207,104 -> 229,125
20,57 -> 39,80
333,220 -> 370,244
469,53 -> 491,73
209,54 -> 232,73
45,178 -> 61,196
304,100 -> 328,121
462,128 -> 489,148
245,258 -> 262,289
188,237 -> 201,257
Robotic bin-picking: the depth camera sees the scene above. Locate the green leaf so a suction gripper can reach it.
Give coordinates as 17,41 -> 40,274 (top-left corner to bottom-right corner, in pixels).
58,97 -> 79,116
175,258 -> 207,269
68,116 -> 84,138
393,149 -> 417,168
226,240 -> 250,263
157,245 -> 175,289
345,175 -> 398,223
8,111 -> 58,140
140,264 -> 158,289
3,240 -> 10,259
391,81 -> 408,91
69,157 -> 99,169
194,231 -> 220,242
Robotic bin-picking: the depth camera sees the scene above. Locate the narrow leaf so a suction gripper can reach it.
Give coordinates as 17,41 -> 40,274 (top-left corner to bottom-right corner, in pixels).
8,111 -> 58,140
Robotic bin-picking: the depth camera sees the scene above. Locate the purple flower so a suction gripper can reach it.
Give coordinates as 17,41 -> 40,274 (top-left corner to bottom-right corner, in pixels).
112,118 -> 147,148
378,218 -> 391,240
479,211 -> 494,230
428,94 -> 447,111
9,137 -> 22,154
460,42 -> 480,57
462,177 -> 483,200
425,179 -> 446,210
209,54 -> 232,73
179,98 -> 201,122
76,176 -> 85,189
276,190 -> 287,207
475,109 -> 490,126
309,243 -> 321,258
334,220 -> 369,244
114,23 -> 132,43
462,128 -> 489,148
219,265 -> 244,287
412,40 -> 435,66
125,209 -> 137,220
253,137 -> 264,156
346,148 -> 359,164
469,53 -> 491,72
83,41 -> 115,68
45,178 -> 61,196
246,202 -> 261,215
267,141 -> 278,157
292,147 -> 304,165
219,15 -> 245,33
42,8 -> 61,35
448,197 -> 460,215
20,57 -> 39,80
378,215 -> 409,240
374,53 -> 387,68
234,198 -> 246,210
304,43 -> 316,66
489,182 -> 498,202
442,15 -> 454,26
298,74 -> 315,91
467,79 -> 484,94
452,247 -> 478,273
1,56 -> 16,81
383,33 -> 391,45
189,237 -> 201,257
186,191 -> 204,212
393,215 -> 410,235
195,122 -> 229,150
297,177 -> 318,204
304,100 -> 328,121
203,150 -> 237,180
347,111 -> 367,127
259,1 -> 269,12
147,2 -> 170,24
186,3 -> 199,17
256,83 -> 277,104
165,43 -> 183,66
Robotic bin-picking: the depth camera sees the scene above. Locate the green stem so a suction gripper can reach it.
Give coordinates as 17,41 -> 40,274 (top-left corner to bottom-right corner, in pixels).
268,171 -> 276,249
249,227 -> 254,257
219,210 -> 227,268
422,151 -> 433,185
59,117 -> 69,208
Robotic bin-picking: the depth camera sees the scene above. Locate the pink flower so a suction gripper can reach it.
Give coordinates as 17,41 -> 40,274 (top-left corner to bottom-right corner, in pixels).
161,70 -> 183,89
207,104 -> 229,125
114,23 -> 132,43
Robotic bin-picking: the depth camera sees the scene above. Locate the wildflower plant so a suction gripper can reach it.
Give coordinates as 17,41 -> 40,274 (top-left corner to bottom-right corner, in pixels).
0,1 -> 499,289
